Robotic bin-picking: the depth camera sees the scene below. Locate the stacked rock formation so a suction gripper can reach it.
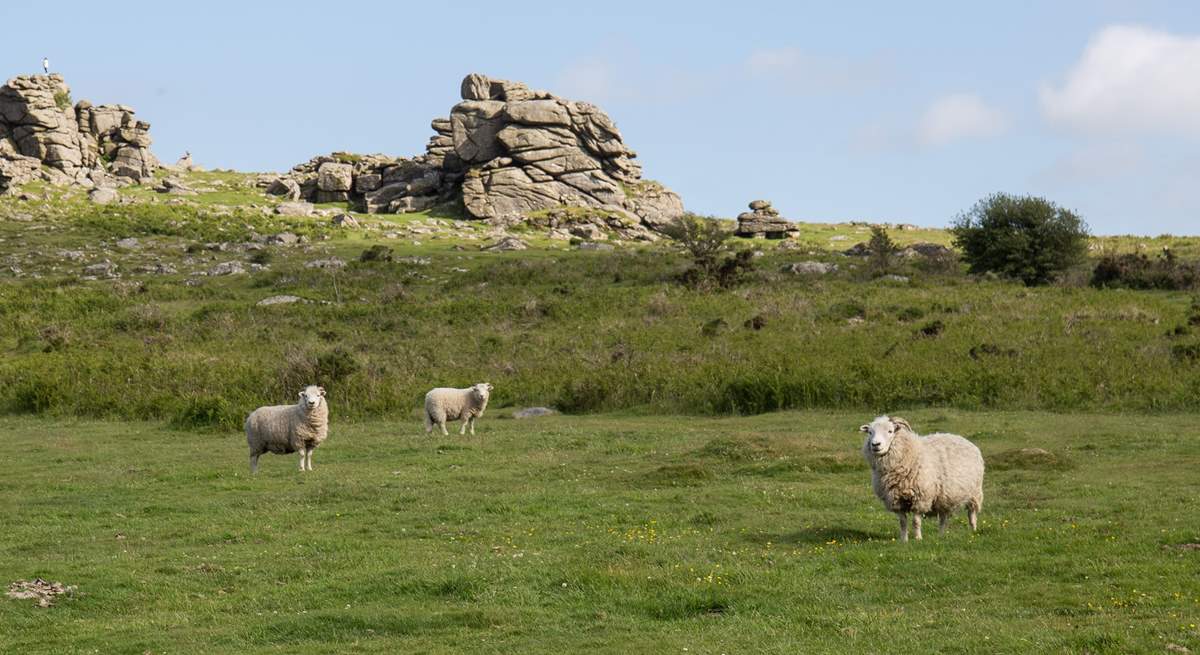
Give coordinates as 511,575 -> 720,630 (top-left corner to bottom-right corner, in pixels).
271,73 -> 684,231
0,74 -> 157,192
736,200 -> 798,239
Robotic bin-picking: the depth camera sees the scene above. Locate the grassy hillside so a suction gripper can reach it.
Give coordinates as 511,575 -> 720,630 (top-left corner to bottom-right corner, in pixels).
1,411 -> 1197,653
3,170 -> 1200,426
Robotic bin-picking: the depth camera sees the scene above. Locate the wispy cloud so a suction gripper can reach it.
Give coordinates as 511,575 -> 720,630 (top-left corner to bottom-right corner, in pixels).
916,94 -> 1008,147
1041,25 -> 1200,136
744,46 -> 889,93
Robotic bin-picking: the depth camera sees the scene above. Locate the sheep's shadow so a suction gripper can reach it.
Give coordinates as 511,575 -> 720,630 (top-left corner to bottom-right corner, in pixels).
746,527 -> 885,545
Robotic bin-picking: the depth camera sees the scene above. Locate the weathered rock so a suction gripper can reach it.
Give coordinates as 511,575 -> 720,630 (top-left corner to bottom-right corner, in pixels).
210,261 -> 246,275
782,261 -> 837,275
257,294 -> 304,306
275,201 -> 314,216
265,232 -> 300,246
88,187 -> 118,204
275,73 -> 683,231
266,177 -> 301,200
331,213 -> 359,228
482,236 -> 529,251
115,237 -> 139,249
82,260 -> 118,278
0,75 -> 157,187
576,241 -> 615,251
317,162 -> 353,192
736,200 -> 798,239
305,257 -> 346,269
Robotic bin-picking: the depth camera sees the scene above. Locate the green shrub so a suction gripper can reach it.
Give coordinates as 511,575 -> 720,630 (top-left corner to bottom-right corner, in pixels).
170,396 -> 239,431
867,226 -> 898,277
952,193 -> 1088,286
661,214 -> 754,289
1090,251 -> 1200,290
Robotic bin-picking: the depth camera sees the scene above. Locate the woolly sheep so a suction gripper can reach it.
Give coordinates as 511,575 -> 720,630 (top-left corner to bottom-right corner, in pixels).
245,385 -> 329,473
859,415 -> 984,542
424,383 -> 492,436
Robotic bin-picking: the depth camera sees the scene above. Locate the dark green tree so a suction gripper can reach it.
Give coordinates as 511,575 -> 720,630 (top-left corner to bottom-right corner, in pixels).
951,193 -> 1088,286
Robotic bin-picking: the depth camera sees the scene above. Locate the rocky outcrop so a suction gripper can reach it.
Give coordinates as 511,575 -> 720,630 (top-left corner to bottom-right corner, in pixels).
736,200 -> 797,239
0,74 -> 157,192
272,73 -> 684,232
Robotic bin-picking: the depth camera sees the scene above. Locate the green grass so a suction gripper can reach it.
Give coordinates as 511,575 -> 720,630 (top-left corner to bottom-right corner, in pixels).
0,410 -> 1196,653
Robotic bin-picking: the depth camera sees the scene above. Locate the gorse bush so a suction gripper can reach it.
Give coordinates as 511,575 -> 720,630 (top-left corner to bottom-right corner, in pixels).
661,214 -> 755,289
952,193 -> 1088,286
1090,251 -> 1200,290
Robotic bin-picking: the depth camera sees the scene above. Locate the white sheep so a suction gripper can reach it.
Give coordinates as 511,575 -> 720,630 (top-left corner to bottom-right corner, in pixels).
859,415 -> 984,542
424,383 -> 492,436
245,385 -> 329,473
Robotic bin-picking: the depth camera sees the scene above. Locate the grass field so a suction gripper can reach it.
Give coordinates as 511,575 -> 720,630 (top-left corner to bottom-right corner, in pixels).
2,410 -> 1197,653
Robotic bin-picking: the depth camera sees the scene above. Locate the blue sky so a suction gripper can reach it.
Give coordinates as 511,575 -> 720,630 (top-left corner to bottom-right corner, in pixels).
4,1 -> 1199,234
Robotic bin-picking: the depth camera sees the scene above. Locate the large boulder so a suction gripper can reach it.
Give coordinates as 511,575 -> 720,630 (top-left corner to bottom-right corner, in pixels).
274,73 -> 684,231
0,74 -> 157,188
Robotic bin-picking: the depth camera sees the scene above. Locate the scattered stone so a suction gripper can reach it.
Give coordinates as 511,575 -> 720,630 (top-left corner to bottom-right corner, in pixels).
576,241 -> 615,251
154,177 -> 196,195
256,295 -> 304,306
513,407 -> 557,419
482,236 -> 529,251
132,263 -> 176,275
305,257 -> 346,269
82,260 -> 117,278
265,232 -> 300,246
115,237 -> 139,249
776,240 -> 803,250
266,177 -> 301,201
7,578 -> 76,608
782,261 -> 837,275
209,261 -> 246,276
568,223 -> 607,240
58,250 -> 85,261
87,187 -> 118,204
879,274 -> 910,283
275,201 -> 314,216
331,213 -> 359,228
736,200 -> 798,239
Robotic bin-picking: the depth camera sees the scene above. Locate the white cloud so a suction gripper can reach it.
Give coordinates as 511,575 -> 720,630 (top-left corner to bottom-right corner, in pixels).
1041,25 -> 1200,136
916,94 -> 1008,147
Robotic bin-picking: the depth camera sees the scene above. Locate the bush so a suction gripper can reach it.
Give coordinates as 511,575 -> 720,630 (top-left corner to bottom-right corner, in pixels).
951,193 -> 1088,286
1090,251 -> 1200,290
170,396 -> 239,431
867,226 -> 898,277
661,214 -> 754,289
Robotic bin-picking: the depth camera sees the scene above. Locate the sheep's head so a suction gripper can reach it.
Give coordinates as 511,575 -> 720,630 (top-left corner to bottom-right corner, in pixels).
859,415 -> 909,456
472,382 -> 493,402
298,385 -> 325,411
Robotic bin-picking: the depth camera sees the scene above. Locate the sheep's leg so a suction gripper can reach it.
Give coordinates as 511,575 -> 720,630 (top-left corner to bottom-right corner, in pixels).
305,448 -> 314,471
439,418 -> 449,436
897,513 -> 908,542
911,514 -> 923,540
459,415 -> 469,435
967,506 -> 978,531
938,512 -> 949,535
298,449 -> 307,472
250,453 -> 259,475
468,415 -> 476,436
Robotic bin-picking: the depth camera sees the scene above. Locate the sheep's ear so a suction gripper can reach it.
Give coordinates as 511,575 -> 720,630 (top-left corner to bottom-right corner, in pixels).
859,424 -> 870,433
318,386 -> 326,396
297,391 -> 304,398
891,417 -> 911,432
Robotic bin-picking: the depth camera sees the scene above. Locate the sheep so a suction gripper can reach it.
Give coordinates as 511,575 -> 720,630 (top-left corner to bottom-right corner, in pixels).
859,415 -> 984,542
424,383 -> 492,436
245,385 -> 329,473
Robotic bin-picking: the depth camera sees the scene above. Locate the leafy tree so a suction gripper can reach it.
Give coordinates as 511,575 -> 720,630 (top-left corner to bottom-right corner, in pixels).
661,214 -> 754,289
951,193 -> 1088,285
867,225 -> 898,277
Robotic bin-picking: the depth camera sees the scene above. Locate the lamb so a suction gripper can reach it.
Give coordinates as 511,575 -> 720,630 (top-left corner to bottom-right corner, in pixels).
859,415 -> 984,542
424,383 -> 492,436
245,385 -> 329,473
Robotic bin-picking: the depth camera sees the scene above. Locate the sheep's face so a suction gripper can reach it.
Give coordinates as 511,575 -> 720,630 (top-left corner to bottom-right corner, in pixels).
298,385 -> 325,411
860,416 -> 899,456
472,383 -> 493,401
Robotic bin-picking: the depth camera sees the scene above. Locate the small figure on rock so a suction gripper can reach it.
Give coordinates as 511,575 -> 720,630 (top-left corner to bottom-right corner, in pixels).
42,57 -> 49,74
